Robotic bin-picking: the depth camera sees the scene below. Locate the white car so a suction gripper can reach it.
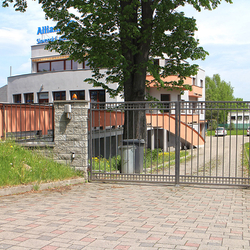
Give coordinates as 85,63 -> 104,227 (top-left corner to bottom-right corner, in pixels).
247,127 -> 250,136
215,127 -> 227,136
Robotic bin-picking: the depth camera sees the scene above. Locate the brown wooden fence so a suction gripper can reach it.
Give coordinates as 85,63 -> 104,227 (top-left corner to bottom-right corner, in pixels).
0,103 -> 54,142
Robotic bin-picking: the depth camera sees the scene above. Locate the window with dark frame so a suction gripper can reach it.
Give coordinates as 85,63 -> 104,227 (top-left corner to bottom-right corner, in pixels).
200,79 -> 203,88
192,78 -> 196,86
90,90 -> 105,108
160,94 -> 170,113
13,94 -> 21,103
24,93 -> 34,103
154,59 -> 159,66
53,91 -> 66,101
70,90 -> 85,100
37,59 -> 84,72
38,92 -> 49,103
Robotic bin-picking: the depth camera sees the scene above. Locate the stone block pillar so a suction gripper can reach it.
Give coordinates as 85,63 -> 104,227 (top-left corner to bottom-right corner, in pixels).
53,101 -> 89,178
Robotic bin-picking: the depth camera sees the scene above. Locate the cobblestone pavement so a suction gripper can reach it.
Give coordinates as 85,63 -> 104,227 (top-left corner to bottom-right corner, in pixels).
0,182 -> 250,250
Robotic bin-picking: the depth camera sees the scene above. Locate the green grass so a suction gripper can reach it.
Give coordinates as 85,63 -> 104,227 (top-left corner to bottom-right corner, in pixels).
0,140 -> 82,188
243,142 -> 250,167
91,155 -> 121,173
206,130 -> 247,136
91,149 -> 189,173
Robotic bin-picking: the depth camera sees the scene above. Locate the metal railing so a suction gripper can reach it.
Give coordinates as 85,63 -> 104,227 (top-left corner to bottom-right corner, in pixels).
89,101 -> 250,186
0,103 -> 54,143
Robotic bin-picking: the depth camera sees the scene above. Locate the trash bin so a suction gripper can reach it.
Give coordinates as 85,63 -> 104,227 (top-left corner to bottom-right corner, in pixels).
123,139 -> 145,173
119,145 -> 135,174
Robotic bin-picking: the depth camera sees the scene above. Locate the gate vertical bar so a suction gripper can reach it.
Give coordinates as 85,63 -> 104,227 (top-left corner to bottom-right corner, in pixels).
89,103 -> 93,181
175,101 -> 180,185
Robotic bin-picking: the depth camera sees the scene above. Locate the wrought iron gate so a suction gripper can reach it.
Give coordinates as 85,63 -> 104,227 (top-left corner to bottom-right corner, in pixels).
89,101 -> 250,186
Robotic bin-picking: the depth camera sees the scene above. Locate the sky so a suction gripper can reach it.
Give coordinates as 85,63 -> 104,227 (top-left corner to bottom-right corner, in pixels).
0,0 -> 250,100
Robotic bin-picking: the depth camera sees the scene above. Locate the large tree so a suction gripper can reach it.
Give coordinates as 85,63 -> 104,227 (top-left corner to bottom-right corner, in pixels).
3,0 -> 232,139
206,74 -> 234,102
205,74 -> 235,125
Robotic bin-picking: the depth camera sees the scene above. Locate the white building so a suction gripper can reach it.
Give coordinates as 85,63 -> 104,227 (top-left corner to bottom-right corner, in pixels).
5,43 -> 123,104
227,111 -> 250,130
0,32 -> 206,152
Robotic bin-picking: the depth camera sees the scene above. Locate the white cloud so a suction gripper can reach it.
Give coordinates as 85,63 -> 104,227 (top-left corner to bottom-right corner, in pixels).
183,0 -> 250,45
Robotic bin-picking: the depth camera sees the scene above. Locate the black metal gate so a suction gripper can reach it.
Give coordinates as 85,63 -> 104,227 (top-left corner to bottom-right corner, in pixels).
89,101 -> 250,186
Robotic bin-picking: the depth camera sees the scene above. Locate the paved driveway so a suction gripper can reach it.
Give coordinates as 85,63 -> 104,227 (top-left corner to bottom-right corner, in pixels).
0,182 -> 250,249
177,135 -> 249,179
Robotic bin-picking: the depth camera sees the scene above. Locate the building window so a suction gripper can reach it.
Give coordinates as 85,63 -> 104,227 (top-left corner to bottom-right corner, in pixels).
192,78 -> 196,86
13,94 -> 21,103
180,100 -> 185,113
231,116 -> 236,121
200,79 -> 203,88
72,60 -> 78,70
24,93 -> 34,103
38,92 -> 49,103
37,59 -> 83,72
244,115 -> 249,121
53,91 -> 66,101
192,102 -> 197,113
51,61 -> 64,71
154,59 -> 159,66
200,102 -> 204,114
160,94 -> 170,113
70,90 -> 85,100
83,59 -> 90,69
65,60 -> 72,70
238,115 -> 242,121
38,62 -> 50,72
90,90 -> 105,108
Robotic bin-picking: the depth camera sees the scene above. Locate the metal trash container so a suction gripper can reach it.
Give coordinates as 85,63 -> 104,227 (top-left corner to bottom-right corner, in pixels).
119,145 -> 135,174
123,139 -> 145,173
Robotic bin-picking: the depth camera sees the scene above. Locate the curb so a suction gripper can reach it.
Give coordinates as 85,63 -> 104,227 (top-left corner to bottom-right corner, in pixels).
0,178 -> 86,197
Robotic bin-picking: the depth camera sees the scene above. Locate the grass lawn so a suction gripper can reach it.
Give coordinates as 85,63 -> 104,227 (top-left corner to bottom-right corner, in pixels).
244,142 -> 250,167
91,149 -> 189,173
206,130 -> 247,136
0,140 -> 82,188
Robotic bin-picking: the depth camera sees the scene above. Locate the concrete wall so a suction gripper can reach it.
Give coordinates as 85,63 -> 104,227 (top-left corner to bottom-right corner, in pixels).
7,70 -> 123,104
0,85 -> 7,102
53,100 -> 89,178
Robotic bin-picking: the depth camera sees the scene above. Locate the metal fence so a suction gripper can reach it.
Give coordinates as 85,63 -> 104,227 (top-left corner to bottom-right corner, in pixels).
0,103 -> 54,142
89,101 -> 250,186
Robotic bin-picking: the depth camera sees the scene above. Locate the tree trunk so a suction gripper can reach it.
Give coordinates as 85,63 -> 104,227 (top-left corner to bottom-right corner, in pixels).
120,0 -> 153,140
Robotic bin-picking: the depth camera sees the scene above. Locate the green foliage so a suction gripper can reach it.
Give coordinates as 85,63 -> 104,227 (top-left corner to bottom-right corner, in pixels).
243,142 -> 250,170
91,149 -> 188,173
206,74 -> 235,102
228,123 -> 235,130
2,0 -> 232,100
207,120 -> 218,130
205,74 -> 236,124
0,140 -> 81,187
91,155 -> 121,173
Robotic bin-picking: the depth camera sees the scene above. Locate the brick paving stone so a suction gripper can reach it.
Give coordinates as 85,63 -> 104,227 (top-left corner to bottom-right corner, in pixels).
0,183 -> 250,249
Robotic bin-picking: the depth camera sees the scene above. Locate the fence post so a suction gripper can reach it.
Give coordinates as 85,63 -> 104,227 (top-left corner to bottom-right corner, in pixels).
53,100 -> 89,180
89,103 -> 92,181
175,101 -> 180,185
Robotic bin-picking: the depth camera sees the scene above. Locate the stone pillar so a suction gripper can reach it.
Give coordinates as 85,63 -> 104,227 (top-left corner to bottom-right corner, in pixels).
53,101 -> 89,178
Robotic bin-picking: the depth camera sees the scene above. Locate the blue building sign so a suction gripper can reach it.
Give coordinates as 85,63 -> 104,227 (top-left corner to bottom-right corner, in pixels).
37,26 -> 60,35
36,26 -> 65,44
